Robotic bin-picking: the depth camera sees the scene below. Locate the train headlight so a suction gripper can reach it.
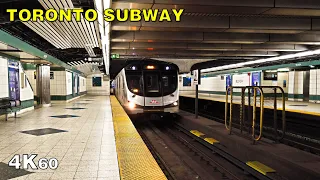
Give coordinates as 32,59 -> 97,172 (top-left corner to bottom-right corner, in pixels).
173,101 -> 178,106
128,102 -> 136,109
133,89 -> 139,93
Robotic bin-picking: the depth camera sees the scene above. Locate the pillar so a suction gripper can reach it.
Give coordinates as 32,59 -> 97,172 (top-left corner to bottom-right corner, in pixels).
36,65 -> 51,107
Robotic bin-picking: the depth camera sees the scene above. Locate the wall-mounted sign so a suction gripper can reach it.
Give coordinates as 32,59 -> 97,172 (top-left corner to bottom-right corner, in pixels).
232,74 -> 250,86
183,77 -> 191,86
111,54 -> 120,59
50,72 -> 54,79
264,71 -> 278,80
193,69 -> 201,85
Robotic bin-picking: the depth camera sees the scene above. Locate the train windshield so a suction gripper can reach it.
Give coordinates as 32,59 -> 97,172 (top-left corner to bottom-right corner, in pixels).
144,73 -> 160,97
126,73 -> 143,96
162,73 -> 177,96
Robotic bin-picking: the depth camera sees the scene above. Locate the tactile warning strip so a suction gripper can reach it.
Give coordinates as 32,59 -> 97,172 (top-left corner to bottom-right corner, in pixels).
110,96 -> 167,180
246,161 -> 276,175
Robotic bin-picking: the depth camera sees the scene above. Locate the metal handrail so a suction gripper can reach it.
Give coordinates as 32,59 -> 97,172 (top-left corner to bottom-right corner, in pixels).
225,86 -> 232,133
252,87 -> 264,143
225,86 -> 286,143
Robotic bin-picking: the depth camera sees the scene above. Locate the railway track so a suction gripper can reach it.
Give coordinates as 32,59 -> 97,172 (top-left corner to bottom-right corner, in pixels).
181,107 -> 320,155
134,117 -> 282,180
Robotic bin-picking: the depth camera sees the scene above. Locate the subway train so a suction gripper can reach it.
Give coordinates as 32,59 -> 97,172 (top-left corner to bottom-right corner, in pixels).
113,60 -> 179,115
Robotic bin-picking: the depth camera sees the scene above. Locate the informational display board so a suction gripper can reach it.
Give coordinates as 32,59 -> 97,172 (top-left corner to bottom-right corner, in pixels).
8,60 -> 20,100
183,77 -> 191,86
92,77 -> 102,86
264,71 -> 278,80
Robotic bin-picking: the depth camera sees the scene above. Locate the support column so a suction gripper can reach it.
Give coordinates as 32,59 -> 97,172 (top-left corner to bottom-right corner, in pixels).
36,65 -> 51,107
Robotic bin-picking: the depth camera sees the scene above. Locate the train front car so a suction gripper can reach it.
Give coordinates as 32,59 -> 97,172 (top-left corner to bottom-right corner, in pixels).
116,60 -> 179,115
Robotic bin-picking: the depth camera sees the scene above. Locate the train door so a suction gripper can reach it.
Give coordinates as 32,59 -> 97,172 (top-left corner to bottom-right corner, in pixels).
144,71 -> 164,106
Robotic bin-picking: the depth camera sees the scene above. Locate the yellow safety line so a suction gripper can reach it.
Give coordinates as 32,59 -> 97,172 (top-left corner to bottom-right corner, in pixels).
204,138 -> 220,144
246,161 -> 276,175
189,130 -> 220,144
110,96 -> 167,180
190,130 -> 205,137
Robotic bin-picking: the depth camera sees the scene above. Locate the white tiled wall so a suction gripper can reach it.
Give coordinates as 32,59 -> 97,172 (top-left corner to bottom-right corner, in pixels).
178,73 -> 226,95
199,76 -> 225,92
277,72 -> 289,93
66,71 -> 73,95
50,71 -> 67,95
296,71 -> 304,95
310,69 -> 320,103
0,57 -> 9,98
288,71 -> 304,101
261,72 -> 289,93
86,74 -> 110,95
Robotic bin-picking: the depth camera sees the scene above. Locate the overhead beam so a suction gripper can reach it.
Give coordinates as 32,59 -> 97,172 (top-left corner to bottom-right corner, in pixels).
113,16 -> 317,34
111,42 -> 308,52
111,49 -> 279,57
113,0 -> 320,16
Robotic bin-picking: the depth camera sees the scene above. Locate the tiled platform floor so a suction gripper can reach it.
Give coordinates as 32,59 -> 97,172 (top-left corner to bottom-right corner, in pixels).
0,96 -> 119,180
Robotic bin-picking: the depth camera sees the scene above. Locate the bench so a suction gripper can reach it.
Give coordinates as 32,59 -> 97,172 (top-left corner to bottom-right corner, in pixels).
0,98 -> 21,121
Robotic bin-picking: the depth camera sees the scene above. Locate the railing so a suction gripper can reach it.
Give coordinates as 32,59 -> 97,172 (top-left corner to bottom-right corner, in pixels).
225,86 -> 286,144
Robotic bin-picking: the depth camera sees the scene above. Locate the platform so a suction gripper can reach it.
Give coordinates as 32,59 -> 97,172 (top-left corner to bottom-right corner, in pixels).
0,95 -> 166,180
110,96 -> 167,180
177,110 -> 320,180
180,92 -> 320,116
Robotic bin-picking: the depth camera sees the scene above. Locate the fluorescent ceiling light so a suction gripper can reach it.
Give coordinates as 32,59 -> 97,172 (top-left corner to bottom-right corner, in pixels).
202,49 -> 320,73
277,68 -> 290,72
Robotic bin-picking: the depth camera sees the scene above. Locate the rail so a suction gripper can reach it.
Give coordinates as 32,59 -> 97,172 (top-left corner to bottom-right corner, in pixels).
225,86 -> 286,143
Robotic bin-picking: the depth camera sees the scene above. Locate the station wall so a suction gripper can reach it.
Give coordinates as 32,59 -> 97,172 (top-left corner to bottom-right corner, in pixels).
86,74 -> 110,95
179,71 -> 289,97
51,71 -> 67,97
25,69 -> 87,101
310,69 -> 320,103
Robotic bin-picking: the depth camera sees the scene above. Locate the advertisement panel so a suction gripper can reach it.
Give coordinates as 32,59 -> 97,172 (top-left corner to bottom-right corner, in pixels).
8,60 -> 20,100
251,72 -> 261,86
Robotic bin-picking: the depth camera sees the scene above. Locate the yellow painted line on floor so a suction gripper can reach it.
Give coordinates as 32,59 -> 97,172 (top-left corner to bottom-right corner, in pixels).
204,137 -> 220,144
190,130 -> 205,137
110,96 -> 167,180
246,161 -> 276,175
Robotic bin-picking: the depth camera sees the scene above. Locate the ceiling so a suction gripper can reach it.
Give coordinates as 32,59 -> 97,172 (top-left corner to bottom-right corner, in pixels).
2,0 -> 320,78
